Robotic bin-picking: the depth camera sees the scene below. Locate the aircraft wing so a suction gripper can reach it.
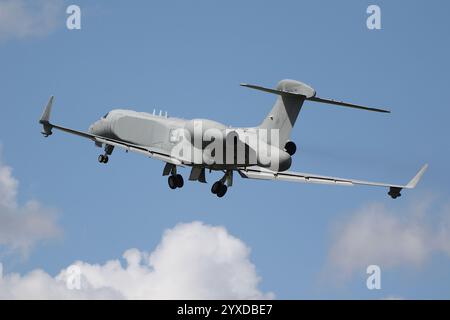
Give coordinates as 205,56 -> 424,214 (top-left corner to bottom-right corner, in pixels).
39,97 -> 187,166
53,124 -> 186,166
238,165 -> 428,199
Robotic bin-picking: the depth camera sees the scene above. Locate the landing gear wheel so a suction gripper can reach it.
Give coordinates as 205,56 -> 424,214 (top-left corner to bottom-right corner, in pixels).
211,181 -> 222,194
168,175 -> 177,189
175,174 -> 184,188
216,184 -> 227,198
98,155 -> 109,163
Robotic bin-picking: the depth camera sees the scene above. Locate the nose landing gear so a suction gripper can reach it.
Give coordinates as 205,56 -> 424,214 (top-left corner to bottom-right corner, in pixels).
98,145 -> 114,164
98,154 -> 109,163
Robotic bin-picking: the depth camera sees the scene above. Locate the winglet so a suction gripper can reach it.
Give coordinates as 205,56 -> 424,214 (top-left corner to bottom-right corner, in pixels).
406,163 -> 428,189
39,96 -> 54,137
39,95 -> 54,124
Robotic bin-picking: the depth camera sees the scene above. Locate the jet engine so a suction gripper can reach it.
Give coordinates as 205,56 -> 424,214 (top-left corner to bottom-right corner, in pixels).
284,141 -> 297,156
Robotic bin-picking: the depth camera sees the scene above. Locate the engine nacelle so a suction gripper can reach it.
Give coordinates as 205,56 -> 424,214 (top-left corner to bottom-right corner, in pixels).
388,187 -> 402,199
257,142 -> 292,172
284,141 -> 297,156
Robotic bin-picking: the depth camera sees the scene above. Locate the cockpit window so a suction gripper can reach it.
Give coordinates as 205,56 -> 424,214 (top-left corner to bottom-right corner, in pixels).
102,112 -> 109,119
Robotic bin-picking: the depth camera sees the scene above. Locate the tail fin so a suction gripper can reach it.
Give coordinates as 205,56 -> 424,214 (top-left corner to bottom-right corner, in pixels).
241,79 -> 315,144
39,96 -> 54,137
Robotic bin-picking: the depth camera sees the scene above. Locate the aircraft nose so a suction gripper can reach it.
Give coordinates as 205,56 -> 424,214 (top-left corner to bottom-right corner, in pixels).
89,119 -> 111,137
88,121 -> 99,134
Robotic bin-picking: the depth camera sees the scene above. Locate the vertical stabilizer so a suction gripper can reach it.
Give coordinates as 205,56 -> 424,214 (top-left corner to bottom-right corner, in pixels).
242,79 -> 315,144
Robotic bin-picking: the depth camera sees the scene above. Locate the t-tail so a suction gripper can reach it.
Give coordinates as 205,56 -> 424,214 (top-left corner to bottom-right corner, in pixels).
241,79 -> 390,146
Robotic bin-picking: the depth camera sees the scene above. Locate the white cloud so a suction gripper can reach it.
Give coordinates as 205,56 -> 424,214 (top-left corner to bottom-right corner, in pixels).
436,204 -> 450,256
0,153 -> 61,255
0,221 -> 274,299
0,0 -> 62,43
0,158 -> 18,208
327,200 -> 450,278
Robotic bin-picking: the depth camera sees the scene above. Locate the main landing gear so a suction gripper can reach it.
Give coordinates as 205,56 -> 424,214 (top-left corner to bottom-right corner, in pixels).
163,163 -> 184,190
168,174 -> 184,189
211,170 -> 233,198
98,145 -> 114,164
162,163 -> 232,197
211,181 -> 227,197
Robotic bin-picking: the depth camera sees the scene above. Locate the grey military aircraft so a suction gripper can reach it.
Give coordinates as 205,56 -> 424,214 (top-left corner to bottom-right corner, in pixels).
39,79 -> 427,198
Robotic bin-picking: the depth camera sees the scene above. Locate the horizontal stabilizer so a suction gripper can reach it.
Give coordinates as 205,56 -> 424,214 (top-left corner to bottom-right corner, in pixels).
240,82 -> 316,99
308,96 -> 390,113
241,81 -> 390,113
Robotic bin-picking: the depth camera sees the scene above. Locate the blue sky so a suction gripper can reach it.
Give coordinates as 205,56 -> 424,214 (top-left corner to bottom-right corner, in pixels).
0,0 -> 449,299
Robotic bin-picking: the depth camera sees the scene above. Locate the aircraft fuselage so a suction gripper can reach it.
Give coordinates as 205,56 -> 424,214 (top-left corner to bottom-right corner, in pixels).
88,109 -> 292,171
